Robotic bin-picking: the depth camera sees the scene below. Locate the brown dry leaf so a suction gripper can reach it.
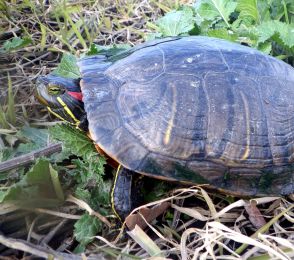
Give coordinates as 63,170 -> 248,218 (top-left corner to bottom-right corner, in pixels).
244,201 -> 266,229
125,202 -> 170,230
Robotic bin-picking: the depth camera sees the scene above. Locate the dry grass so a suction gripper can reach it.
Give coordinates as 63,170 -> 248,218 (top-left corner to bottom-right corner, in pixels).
0,0 -> 183,126
1,187 -> 293,259
0,0 -> 293,259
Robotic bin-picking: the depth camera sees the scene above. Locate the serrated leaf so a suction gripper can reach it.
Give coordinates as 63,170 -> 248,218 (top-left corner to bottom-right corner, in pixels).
256,22 -> 276,43
194,0 -> 237,27
258,41 -> 272,54
236,0 -> 259,25
75,187 -> 91,202
156,6 -> 195,36
71,156 -> 104,188
2,37 -> 32,52
49,124 -> 96,159
90,180 -> 112,206
74,213 -> 102,245
53,53 -> 81,79
256,20 -> 294,48
49,124 -> 105,192
0,159 -> 64,207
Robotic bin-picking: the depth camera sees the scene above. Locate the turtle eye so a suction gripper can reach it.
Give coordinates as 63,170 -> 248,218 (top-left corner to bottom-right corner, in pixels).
48,84 -> 65,95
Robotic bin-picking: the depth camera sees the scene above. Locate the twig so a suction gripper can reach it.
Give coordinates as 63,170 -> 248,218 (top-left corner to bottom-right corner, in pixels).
0,143 -> 62,172
66,195 -> 112,227
0,234 -> 80,260
40,219 -> 69,246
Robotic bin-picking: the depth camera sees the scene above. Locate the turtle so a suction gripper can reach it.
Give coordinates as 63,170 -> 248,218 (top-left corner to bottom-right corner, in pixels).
36,36 -> 294,220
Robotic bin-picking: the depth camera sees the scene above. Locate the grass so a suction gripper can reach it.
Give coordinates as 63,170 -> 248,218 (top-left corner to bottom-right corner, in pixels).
0,0 -> 293,259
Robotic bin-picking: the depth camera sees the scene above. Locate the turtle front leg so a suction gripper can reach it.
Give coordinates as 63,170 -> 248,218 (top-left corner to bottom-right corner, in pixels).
77,114 -> 88,132
111,166 -> 143,221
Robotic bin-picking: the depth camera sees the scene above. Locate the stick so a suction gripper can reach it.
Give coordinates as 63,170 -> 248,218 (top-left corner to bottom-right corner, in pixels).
0,233 -> 87,260
0,143 -> 62,172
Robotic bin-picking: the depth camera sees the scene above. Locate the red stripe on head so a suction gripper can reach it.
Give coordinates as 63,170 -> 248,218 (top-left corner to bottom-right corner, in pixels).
68,91 -> 83,101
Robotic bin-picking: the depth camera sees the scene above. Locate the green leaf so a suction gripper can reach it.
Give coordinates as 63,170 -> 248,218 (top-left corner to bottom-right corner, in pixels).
207,28 -> 237,41
90,180 -> 112,206
74,213 -> 102,245
53,53 -> 81,79
14,127 -> 49,157
194,0 -> 237,27
257,41 -> 272,54
2,37 -> 32,52
16,142 -> 41,155
195,2 -> 220,22
18,127 -> 49,146
73,244 -> 86,254
254,23 -> 275,43
270,0 -> 293,21
256,20 -> 294,48
236,0 -> 259,25
144,32 -> 163,41
0,191 -> 6,202
75,180 -> 111,212
75,187 -> 91,203
49,124 -> 96,159
49,163 -> 64,201
0,147 -> 14,163
49,124 -> 105,193
0,159 -> 64,207
156,6 -> 195,36
87,43 -> 130,56
71,157 -> 104,188
256,0 -> 271,22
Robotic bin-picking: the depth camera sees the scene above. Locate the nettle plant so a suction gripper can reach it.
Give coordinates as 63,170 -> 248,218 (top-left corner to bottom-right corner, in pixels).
148,0 -> 293,65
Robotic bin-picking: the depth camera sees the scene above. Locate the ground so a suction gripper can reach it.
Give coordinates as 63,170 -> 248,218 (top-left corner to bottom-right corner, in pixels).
0,1 -> 293,259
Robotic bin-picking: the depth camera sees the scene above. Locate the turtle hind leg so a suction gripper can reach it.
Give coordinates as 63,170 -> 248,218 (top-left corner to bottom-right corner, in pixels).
111,166 -> 144,221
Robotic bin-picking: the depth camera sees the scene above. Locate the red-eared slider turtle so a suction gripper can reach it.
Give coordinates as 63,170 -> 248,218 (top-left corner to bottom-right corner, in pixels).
36,36 -> 294,219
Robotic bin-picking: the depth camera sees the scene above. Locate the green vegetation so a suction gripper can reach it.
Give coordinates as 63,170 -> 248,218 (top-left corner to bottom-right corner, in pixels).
0,159 -> 64,207
49,124 -> 106,209
149,0 -> 294,62
0,0 -> 293,258
73,213 -> 102,252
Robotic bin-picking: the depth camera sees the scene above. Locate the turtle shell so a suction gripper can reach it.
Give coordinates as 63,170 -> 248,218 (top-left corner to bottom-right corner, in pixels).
78,36 -> 294,196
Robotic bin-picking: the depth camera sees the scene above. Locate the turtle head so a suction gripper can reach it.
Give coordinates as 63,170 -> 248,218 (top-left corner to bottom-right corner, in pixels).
35,74 -> 88,131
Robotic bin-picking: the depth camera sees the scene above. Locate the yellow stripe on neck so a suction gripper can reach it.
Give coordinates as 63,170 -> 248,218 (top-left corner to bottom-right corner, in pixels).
47,106 -> 67,122
56,96 -> 80,124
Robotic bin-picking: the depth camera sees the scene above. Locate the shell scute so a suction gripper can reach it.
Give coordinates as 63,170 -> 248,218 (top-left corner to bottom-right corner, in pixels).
107,48 -> 165,83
